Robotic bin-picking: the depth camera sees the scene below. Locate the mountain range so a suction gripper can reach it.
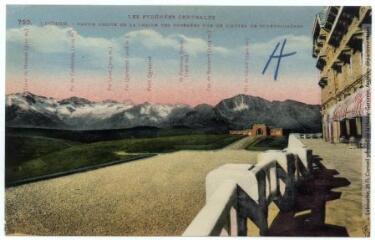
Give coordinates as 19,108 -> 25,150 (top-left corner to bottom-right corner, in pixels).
6,92 -> 322,132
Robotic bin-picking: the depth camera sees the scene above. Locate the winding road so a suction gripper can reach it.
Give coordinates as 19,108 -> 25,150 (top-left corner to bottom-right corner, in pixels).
223,136 -> 254,150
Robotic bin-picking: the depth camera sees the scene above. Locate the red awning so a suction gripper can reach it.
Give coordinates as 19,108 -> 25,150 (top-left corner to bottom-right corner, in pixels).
332,88 -> 370,121
333,101 -> 347,121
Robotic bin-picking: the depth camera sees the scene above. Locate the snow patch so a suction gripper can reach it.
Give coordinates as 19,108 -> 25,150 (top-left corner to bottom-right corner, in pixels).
124,112 -> 135,120
233,102 -> 249,111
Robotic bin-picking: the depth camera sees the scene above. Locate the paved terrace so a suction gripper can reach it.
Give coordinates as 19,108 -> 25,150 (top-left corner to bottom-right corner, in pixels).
261,139 -> 369,237
5,138 -> 369,236
295,139 -> 369,237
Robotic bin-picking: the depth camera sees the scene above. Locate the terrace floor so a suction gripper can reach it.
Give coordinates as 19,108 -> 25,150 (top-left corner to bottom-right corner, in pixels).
257,139 -> 370,237
5,138 -> 370,236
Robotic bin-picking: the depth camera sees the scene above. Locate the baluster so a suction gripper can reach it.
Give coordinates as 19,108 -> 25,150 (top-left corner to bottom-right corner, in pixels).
256,170 -> 269,235
235,188 -> 248,236
274,154 -> 296,212
266,169 -> 271,202
270,164 -> 277,199
285,154 -> 296,207
237,214 -> 247,236
307,149 -> 314,173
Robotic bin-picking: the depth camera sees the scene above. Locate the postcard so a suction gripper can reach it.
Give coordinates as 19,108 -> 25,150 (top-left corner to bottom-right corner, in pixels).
4,4 -> 372,237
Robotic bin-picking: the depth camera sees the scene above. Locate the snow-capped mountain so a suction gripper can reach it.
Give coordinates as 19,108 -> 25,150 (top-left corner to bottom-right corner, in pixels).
215,94 -> 322,132
6,92 -> 191,130
6,92 -> 322,132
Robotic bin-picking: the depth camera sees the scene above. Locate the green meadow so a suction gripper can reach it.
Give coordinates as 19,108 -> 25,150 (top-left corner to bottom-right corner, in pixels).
6,128 -> 243,185
245,136 -> 288,151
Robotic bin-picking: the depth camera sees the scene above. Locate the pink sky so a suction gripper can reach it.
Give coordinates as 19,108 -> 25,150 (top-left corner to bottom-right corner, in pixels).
6,72 -> 321,106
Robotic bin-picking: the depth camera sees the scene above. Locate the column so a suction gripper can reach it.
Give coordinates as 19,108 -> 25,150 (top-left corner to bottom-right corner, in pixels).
346,119 -> 351,136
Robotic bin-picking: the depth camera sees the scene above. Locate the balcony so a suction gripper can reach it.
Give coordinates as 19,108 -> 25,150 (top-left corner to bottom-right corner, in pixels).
183,135 -> 315,236
183,134 -> 368,236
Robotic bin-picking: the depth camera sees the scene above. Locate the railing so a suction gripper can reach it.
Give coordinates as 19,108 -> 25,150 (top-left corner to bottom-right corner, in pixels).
183,134 -> 314,236
297,132 -> 323,139
182,180 -> 238,236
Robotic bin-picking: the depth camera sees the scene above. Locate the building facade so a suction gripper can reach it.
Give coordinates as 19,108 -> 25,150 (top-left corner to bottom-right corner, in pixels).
312,6 -> 371,144
229,129 -> 251,135
251,124 -> 269,136
229,124 -> 283,137
270,128 -> 284,137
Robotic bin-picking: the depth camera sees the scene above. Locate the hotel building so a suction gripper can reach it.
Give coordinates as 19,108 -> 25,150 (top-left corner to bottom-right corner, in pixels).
312,6 -> 371,144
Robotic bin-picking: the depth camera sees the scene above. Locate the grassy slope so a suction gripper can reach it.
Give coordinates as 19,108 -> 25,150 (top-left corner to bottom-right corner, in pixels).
5,135 -> 79,167
6,126 -> 221,143
6,134 -> 243,183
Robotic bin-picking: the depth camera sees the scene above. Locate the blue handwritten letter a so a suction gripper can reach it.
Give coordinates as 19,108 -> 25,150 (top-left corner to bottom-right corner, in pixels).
262,38 -> 296,80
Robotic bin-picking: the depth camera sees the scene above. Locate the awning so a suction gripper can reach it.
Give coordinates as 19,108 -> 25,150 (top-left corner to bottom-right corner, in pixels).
332,87 -> 370,121
333,100 -> 347,121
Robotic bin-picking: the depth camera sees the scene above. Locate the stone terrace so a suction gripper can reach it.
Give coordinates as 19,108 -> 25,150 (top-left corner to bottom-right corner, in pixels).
264,139 -> 369,237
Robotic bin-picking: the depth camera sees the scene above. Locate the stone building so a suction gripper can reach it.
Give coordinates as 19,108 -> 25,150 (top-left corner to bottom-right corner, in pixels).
251,124 -> 284,137
270,128 -> 283,137
312,6 -> 371,144
228,129 -> 251,135
251,124 -> 268,136
229,124 -> 283,137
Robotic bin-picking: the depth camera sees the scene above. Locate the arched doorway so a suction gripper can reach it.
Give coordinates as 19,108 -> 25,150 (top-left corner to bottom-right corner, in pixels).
256,128 -> 263,136
251,124 -> 268,137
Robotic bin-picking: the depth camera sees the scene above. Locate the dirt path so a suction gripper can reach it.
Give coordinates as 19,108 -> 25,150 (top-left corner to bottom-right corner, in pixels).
223,136 -> 254,150
5,149 -> 259,236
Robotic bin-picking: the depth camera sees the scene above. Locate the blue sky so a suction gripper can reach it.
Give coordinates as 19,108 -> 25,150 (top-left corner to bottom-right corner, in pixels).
6,5 -> 324,105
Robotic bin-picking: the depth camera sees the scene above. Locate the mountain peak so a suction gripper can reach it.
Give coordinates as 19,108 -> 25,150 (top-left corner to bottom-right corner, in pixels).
101,99 -> 120,104
59,96 -> 92,105
19,91 -> 36,97
7,91 -> 49,105
5,91 -> 322,132
122,99 -> 134,105
11,91 -> 46,99
232,93 -> 250,98
194,103 -> 213,109
221,94 -> 270,104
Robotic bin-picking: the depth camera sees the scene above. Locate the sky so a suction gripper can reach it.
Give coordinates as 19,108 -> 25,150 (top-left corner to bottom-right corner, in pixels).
6,5 -> 324,106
